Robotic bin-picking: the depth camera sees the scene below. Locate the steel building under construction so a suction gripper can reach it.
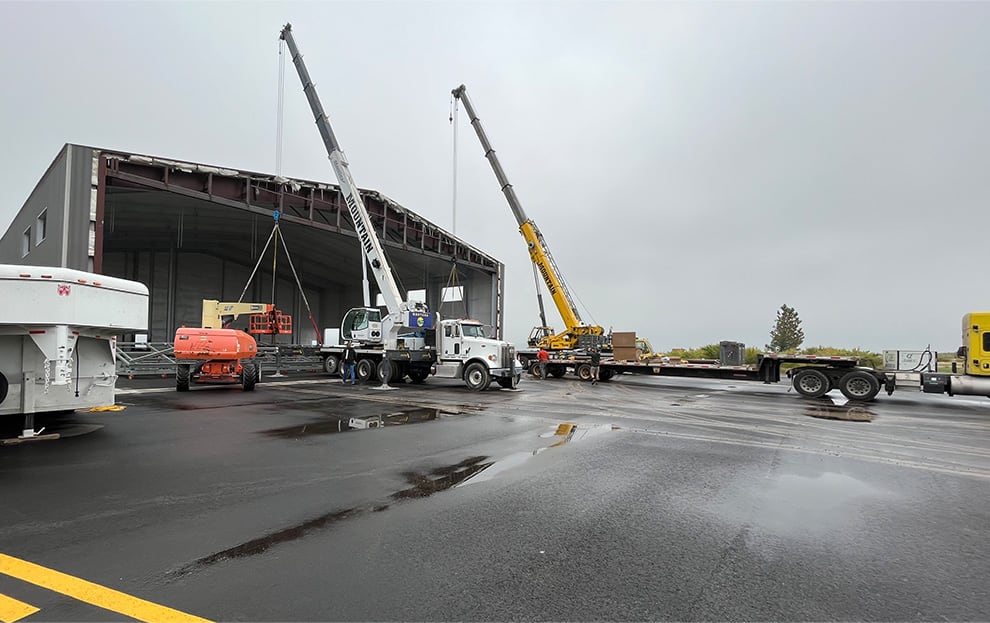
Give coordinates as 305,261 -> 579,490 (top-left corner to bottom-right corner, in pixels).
0,144 -> 506,346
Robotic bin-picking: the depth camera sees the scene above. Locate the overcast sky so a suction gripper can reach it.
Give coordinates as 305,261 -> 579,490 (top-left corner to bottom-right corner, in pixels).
2,1 -> 988,353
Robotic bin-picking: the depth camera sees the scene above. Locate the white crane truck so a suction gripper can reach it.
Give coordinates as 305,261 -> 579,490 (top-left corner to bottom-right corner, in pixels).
0,264 -> 149,436
280,24 -> 521,390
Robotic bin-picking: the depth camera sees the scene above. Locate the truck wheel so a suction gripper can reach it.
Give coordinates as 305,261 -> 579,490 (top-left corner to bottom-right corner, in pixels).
838,370 -> 880,401
241,363 -> 258,391
356,359 -> 375,383
549,366 -> 566,378
497,374 -> 521,389
0,371 -> 8,404
792,368 -> 829,398
176,364 -> 190,392
599,368 -> 615,382
528,361 -> 541,377
464,362 -> 490,391
323,354 -> 340,375
407,367 -> 430,383
576,363 -> 593,381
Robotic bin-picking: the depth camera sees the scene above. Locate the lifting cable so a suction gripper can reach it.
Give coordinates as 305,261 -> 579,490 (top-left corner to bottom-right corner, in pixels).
236,213 -> 323,345
442,94 -> 462,315
275,36 -> 286,176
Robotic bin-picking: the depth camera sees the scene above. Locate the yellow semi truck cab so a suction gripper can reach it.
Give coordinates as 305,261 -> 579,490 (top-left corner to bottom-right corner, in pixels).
961,312 -> 990,376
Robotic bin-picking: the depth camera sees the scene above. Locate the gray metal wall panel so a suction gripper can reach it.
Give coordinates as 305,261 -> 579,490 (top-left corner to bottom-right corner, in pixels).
0,145 -> 69,266
150,251 -> 171,340
65,145 -> 96,269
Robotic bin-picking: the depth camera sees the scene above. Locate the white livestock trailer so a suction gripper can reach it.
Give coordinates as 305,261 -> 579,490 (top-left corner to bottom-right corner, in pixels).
0,265 -> 148,437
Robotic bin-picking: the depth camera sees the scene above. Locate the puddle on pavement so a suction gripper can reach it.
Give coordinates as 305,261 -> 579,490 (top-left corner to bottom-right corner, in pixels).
391,456 -> 494,499
176,423 -> 611,574
178,507 -> 358,573
260,407 -> 444,438
804,402 -> 876,422
173,455 -> 493,576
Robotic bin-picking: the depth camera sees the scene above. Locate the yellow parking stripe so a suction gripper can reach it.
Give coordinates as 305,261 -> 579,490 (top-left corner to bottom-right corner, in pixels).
0,554 -> 210,623
0,592 -> 39,623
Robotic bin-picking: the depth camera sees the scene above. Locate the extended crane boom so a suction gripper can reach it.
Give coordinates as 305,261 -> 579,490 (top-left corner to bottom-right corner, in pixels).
452,84 -> 605,350
280,23 -> 428,345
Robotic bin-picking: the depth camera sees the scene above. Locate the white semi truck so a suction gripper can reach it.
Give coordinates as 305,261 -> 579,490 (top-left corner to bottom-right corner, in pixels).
280,24 -> 522,390
0,265 -> 149,436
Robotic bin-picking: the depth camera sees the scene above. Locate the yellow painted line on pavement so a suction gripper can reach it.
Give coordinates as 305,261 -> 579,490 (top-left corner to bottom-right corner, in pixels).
0,592 -> 39,623
0,554 -> 210,623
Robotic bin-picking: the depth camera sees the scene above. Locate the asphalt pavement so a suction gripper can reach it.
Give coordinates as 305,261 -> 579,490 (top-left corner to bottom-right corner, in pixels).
1,372 -> 987,621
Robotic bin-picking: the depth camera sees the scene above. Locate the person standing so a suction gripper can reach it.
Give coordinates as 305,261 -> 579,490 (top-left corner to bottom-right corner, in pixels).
537,347 -> 550,379
342,341 -> 357,385
589,347 -> 601,385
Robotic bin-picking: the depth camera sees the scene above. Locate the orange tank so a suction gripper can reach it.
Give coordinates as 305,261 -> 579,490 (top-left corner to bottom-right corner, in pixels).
174,327 -> 258,361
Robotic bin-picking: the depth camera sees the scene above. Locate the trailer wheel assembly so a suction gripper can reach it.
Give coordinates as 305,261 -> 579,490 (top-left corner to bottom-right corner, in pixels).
0,371 -> 8,405
576,363 -> 593,381
176,365 -> 191,392
838,370 -> 880,401
792,368 -> 830,398
323,354 -> 339,375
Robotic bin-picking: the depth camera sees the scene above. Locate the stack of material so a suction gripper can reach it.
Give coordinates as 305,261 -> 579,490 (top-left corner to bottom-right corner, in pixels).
612,331 -> 638,362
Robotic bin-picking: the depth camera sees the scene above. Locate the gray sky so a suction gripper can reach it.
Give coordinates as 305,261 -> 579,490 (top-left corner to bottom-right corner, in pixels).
2,1 -> 988,353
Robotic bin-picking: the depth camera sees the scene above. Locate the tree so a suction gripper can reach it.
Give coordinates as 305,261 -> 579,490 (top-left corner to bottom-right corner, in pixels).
766,304 -> 805,352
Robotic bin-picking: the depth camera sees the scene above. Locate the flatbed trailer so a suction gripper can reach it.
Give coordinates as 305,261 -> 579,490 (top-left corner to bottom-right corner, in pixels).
537,351 -> 890,401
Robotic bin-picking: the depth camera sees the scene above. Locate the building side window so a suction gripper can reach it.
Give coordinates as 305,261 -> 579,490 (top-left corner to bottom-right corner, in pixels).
36,209 -> 47,244
22,227 -> 31,257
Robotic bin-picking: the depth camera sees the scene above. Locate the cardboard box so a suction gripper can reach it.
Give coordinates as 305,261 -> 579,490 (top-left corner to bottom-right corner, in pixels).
612,332 -> 637,348
611,346 -> 639,362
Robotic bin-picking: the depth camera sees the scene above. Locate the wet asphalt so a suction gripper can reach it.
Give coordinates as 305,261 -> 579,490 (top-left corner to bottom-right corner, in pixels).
1,372 -> 988,621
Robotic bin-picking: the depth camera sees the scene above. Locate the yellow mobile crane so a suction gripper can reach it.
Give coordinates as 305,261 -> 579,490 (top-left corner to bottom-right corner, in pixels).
452,84 -> 608,353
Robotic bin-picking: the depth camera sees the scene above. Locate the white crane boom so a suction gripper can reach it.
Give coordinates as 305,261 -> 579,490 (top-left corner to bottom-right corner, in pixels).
280,23 -> 427,339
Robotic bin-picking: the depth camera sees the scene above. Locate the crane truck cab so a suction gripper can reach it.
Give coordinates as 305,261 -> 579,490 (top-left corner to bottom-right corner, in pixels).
429,318 -> 521,390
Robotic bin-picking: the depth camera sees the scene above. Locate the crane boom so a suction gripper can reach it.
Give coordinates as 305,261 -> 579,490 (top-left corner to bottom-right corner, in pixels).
452,84 -> 602,348
281,23 -> 407,316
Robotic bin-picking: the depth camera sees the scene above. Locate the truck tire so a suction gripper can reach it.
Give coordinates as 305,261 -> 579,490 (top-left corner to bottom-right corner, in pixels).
356,359 -> 375,383
599,368 -> 615,382
576,363 -> 593,381
464,362 -> 490,391
176,364 -> 191,392
528,361 -> 541,377
497,374 -> 521,389
549,366 -> 566,378
0,371 -> 8,405
838,370 -> 880,401
323,354 -> 340,375
407,367 -> 430,383
241,363 -> 258,391
792,368 -> 829,398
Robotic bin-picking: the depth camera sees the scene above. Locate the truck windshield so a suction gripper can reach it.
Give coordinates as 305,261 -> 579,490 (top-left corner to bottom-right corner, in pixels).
461,324 -> 485,338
